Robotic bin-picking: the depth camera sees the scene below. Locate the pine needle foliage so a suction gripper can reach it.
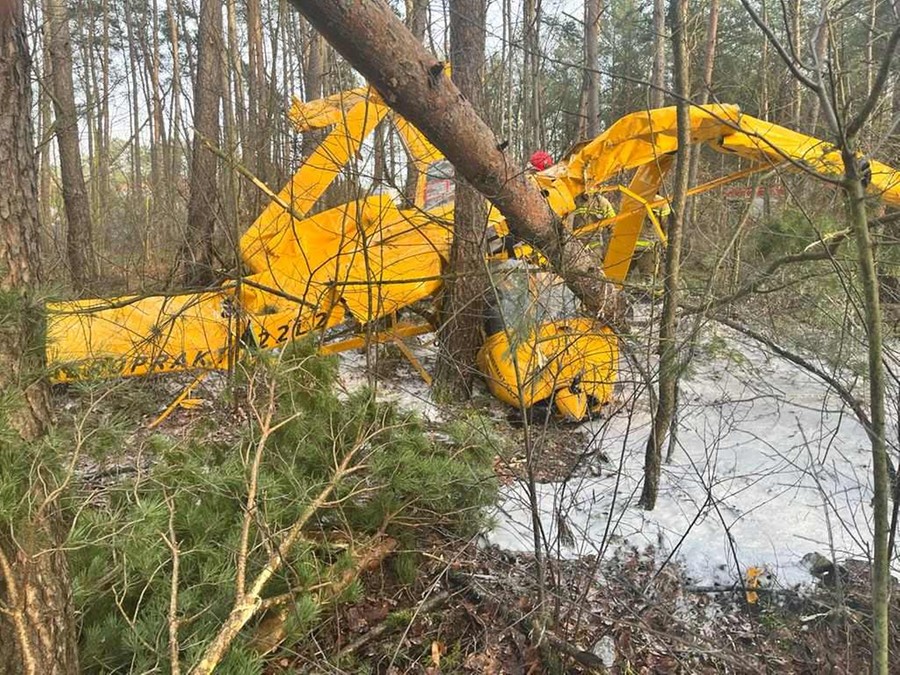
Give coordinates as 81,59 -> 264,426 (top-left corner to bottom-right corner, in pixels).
69,340 -> 497,672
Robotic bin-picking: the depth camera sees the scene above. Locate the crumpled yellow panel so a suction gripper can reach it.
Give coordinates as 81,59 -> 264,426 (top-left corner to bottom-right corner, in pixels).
47,291 -> 234,381
477,318 -> 618,420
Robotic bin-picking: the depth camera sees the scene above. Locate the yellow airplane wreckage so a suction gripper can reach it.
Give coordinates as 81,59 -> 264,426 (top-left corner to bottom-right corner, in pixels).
46,85 -> 900,421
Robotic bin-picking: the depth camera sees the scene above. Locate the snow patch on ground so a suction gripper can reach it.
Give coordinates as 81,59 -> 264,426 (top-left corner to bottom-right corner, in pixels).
488,324 -> 893,588
335,337 -> 443,422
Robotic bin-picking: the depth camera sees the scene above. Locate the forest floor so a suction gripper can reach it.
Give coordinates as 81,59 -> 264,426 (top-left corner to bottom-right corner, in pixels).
65,308 -> 900,673
302,315 -> 899,673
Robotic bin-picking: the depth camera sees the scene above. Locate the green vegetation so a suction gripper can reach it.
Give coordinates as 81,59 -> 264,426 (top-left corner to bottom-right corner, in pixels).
51,341 -> 497,672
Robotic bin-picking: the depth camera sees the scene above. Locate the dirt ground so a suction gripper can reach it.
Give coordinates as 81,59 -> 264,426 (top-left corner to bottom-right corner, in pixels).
277,537 -> 899,674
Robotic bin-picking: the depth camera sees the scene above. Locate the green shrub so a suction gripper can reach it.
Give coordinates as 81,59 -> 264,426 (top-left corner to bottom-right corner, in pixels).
69,340 -> 497,672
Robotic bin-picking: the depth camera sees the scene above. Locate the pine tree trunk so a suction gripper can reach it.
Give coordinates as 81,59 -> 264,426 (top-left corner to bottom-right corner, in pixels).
650,0 -> 666,108
300,19 -> 323,159
686,0 -> 717,223
43,0 -> 95,291
180,0 -> 222,286
124,3 -> 145,233
167,0 -> 183,180
581,0 -> 601,138
639,0 -> 690,510
148,0 -> 167,206
38,15 -> 53,235
805,2 -> 829,131
0,2 -> 77,670
247,0 -> 271,201
402,0 -> 428,203
522,0 -> 541,153
759,0 -> 769,118
225,0 -> 246,163
434,0 -> 489,400
99,0 -> 111,222
790,0 -> 802,127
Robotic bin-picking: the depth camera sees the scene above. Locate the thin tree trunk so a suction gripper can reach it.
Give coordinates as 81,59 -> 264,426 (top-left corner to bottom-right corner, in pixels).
0,2 -> 77,670
686,0 -> 718,223
790,0 -> 802,126
43,0 -> 95,290
167,0 -> 183,179
842,141 -> 890,675
148,0 -> 167,203
286,0 -> 623,324
300,19 -> 323,159
759,0 -> 769,118
639,0 -> 690,510
180,0 -> 222,285
124,3 -> 145,228
402,0 -> 428,202
865,0 -> 877,97
221,31 -> 240,248
77,9 -> 97,221
650,0 -> 666,107
434,0 -> 489,400
225,0 -> 246,160
581,0 -> 601,138
805,2 -> 829,131
39,15 -> 53,234
99,0 -> 110,220
247,0 -> 270,197
522,0 -> 541,153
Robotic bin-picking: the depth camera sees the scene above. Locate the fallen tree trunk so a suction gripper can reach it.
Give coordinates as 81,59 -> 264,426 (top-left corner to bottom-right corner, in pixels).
286,0 -> 623,325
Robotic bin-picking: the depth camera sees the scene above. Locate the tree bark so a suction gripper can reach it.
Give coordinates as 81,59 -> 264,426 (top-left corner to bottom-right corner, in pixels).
124,1 -> 145,233
299,18 -> 323,159
286,0 -> 623,324
402,0 -> 428,203
247,0 -> 271,200
522,0 -> 541,154
805,2 -> 829,131
434,0 -> 489,400
842,142 -> 891,675
639,0 -> 690,511
686,0 -> 717,223
99,0 -> 111,220
581,0 -> 601,138
0,1 -> 77,670
179,0 -> 222,286
789,0 -> 802,127
650,0 -> 666,107
43,0 -> 95,291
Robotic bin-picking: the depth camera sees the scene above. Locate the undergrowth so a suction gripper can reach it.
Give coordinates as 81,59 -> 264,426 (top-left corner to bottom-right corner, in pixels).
62,341 -> 497,673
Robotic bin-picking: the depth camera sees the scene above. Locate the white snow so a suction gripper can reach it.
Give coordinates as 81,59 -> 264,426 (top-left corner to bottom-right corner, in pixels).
487,323 -> 897,587
335,337 -> 444,422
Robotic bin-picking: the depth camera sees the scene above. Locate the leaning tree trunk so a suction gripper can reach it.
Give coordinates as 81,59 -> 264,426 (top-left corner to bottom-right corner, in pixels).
639,0 -> 690,511
0,1 -> 78,671
286,0 -> 623,325
434,0 -> 489,400
43,0 -> 95,291
179,0 -> 222,286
